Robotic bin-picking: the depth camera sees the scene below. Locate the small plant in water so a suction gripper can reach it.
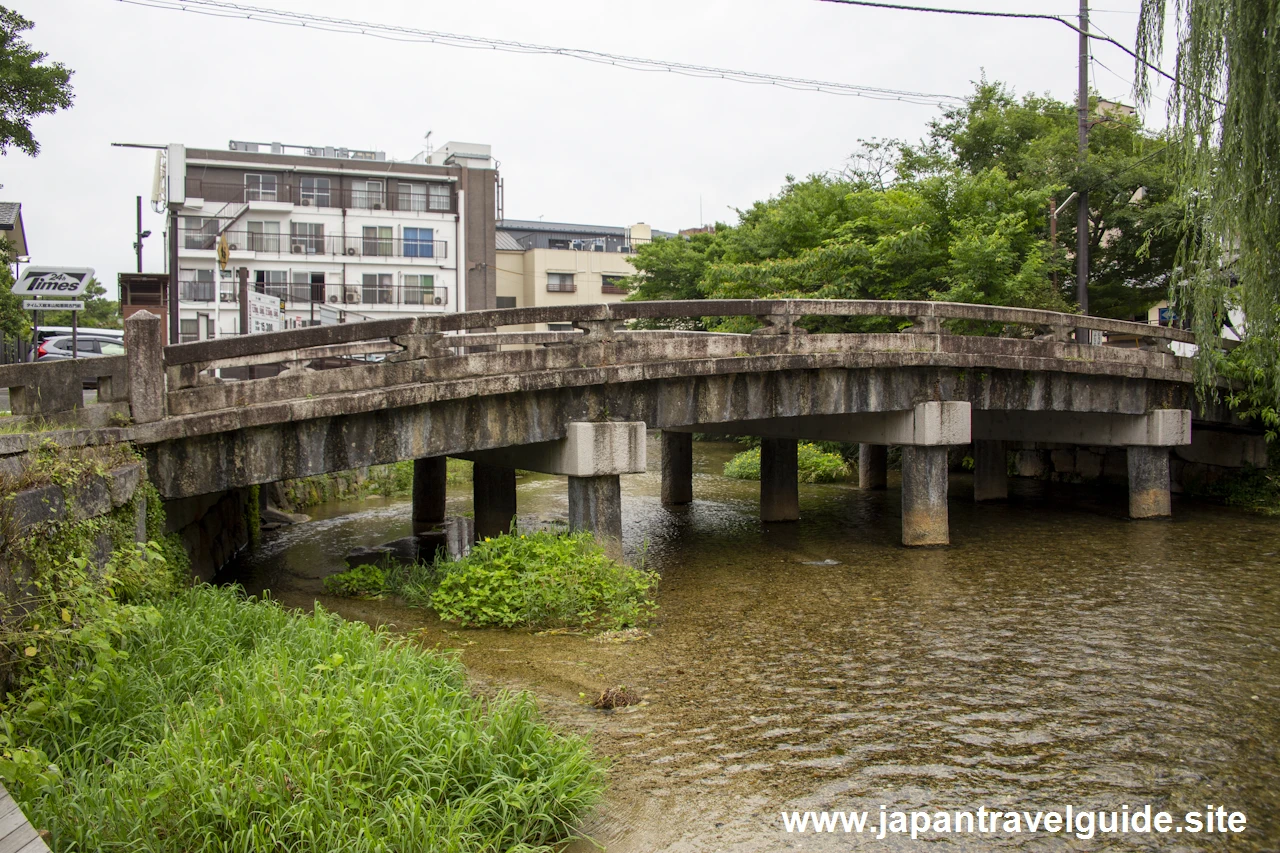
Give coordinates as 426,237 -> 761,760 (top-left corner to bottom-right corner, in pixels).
723,442 -> 850,483
322,563 -> 386,597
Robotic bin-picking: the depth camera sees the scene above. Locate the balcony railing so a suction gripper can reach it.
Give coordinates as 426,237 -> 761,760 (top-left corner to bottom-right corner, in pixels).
177,283 -> 451,309
179,230 -> 448,260
184,180 -> 456,213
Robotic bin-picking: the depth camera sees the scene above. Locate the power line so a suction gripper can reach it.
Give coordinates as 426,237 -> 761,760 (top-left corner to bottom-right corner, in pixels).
111,0 -> 965,106
815,0 -> 1224,107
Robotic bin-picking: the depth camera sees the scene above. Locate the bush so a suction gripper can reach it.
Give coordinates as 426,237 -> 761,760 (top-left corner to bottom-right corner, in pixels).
722,442 -> 851,483
430,531 -> 657,630
1,586 -> 603,853
322,563 -> 387,597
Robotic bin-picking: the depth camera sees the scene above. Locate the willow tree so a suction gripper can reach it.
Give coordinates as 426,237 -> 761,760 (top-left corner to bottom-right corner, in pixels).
1137,1 -> 1280,431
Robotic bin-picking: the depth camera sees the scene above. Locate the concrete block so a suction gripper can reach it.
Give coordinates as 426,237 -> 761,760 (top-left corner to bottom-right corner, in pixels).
126,310 -> 165,424
859,443 -> 888,490
902,445 -> 949,546
1175,428 -> 1268,468
1015,450 -> 1048,478
108,462 -> 143,508
1075,449 -> 1103,480
463,421 -> 646,477
661,431 -> 693,505
973,439 -> 1007,501
473,463 -> 516,540
412,457 -> 447,527
760,438 -> 800,522
974,409 -> 1192,447
7,358 -> 82,416
569,474 -> 623,560
1128,445 -> 1171,518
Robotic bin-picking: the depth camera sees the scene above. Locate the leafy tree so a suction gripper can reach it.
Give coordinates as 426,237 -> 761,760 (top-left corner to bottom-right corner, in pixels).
1137,0 -> 1280,419
37,278 -> 121,329
0,239 -> 29,341
0,5 -> 74,156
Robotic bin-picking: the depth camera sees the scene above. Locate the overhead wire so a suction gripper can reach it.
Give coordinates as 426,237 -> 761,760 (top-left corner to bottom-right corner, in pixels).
111,0 -> 965,106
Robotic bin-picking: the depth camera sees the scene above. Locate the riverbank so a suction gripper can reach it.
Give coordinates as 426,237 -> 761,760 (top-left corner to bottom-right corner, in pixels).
222,437 -> 1280,851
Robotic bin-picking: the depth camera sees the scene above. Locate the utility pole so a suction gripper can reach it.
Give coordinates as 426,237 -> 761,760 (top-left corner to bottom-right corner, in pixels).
1076,0 -> 1091,344
133,196 -> 151,273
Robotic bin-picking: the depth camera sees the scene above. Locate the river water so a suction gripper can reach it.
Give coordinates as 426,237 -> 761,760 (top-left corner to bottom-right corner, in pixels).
219,437 -> 1280,851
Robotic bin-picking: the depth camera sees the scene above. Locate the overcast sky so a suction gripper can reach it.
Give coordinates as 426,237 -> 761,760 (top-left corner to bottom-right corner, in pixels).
4,0 -> 1171,296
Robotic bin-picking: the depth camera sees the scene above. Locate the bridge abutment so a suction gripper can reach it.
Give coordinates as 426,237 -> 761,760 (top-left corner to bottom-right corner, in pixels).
973,439 -> 1008,502
902,445 -> 950,546
1128,446 -> 1171,519
661,431 -> 694,506
473,463 -> 517,540
569,475 -> 624,559
858,444 -> 888,490
760,438 -> 800,522
412,457 -> 448,531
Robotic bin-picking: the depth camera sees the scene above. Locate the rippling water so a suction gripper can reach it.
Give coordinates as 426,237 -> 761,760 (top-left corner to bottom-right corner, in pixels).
221,438 -> 1280,851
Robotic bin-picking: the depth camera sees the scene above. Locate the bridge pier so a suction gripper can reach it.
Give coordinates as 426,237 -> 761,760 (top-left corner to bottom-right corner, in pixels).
858,443 -> 888,490
973,439 -> 1008,502
1128,446 -> 1171,519
412,457 -> 448,530
902,445 -> 950,546
760,438 -> 800,522
473,462 -> 517,540
661,431 -> 694,506
569,475 -> 624,559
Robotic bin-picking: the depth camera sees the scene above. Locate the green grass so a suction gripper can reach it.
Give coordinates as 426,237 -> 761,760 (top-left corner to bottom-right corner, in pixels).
723,442 -> 851,483
1,586 -> 603,853
429,531 -> 658,630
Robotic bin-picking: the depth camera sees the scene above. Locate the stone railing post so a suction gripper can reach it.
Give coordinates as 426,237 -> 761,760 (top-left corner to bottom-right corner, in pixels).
126,310 -> 165,424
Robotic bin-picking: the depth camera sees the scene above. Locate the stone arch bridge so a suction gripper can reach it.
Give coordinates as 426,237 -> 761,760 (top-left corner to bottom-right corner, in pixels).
0,300 -> 1261,564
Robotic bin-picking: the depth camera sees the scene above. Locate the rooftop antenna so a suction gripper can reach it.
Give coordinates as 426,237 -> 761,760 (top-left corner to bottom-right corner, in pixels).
423,130 -> 433,157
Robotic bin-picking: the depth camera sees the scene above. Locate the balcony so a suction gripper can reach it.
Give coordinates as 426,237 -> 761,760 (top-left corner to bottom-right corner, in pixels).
183,180 -> 456,213
179,230 -> 448,261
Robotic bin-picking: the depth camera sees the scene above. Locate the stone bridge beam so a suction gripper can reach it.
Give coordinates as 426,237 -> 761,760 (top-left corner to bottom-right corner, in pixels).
461,422 -> 646,558
661,431 -> 694,506
859,444 -> 888,490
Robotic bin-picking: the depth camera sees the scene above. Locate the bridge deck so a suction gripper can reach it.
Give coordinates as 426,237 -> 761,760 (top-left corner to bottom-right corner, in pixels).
0,783 -> 51,853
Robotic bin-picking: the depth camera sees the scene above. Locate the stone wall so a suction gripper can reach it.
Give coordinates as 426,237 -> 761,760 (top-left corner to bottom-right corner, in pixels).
162,488 -> 254,582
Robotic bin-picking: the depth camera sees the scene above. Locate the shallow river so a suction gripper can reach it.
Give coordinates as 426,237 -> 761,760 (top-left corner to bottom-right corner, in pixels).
220,438 -> 1280,851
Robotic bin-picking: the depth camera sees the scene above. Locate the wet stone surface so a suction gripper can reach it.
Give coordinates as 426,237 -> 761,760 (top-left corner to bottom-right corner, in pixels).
219,438 -> 1280,851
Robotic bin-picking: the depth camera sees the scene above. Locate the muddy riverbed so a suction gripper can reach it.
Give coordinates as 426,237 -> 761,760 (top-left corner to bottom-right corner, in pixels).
219,438 -> 1280,850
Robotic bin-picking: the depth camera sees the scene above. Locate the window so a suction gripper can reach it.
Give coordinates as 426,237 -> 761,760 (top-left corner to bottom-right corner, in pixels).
353,180 -> 384,210
547,273 -> 576,293
244,173 -> 278,202
184,217 -> 216,250
398,183 -> 427,212
290,222 -> 324,254
179,269 -> 215,301
496,296 -> 517,309
362,273 -> 393,304
428,183 -> 451,211
602,275 -> 628,295
246,220 -> 280,252
299,176 -> 330,207
362,226 -> 393,257
404,227 -> 434,258
255,269 -> 288,300
547,238 -> 572,250
102,341 -> 126,356
179,319 -> 199,344
205,316 -> 216,341
403,274 -> 436,305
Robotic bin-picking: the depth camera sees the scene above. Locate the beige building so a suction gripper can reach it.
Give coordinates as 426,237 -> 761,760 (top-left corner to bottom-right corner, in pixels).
495,219 -> 672,330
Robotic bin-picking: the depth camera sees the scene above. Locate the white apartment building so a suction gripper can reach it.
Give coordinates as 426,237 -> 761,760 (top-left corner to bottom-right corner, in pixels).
167,140 -> 498,342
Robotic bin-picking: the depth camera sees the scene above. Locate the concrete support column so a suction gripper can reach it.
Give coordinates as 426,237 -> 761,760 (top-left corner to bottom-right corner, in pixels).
412,457 -> 447,529
1127,445 -> 1171,518
973,439 -> 1008,502
858,443 -> 888,490
472,462 -> 517,541
760,438 -> 800,522
901,445 -> 950,546
661,431 -> 694,506
569,474 -> 623,559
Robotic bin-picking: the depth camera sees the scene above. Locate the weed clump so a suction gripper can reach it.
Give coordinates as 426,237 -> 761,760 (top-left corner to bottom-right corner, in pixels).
723,442 -> 850,483
430,530 -> 658,630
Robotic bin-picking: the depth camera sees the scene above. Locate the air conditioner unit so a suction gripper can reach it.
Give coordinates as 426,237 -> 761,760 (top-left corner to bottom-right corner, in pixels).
300,198 -> 313,207
433,289 -> 448,306
571,240 -> 584,251
219,292 -> 237,303
227,243 -> 238,251
328,295 -> 339,304
433,295 -> 445,306
592,242 -> 604,252
344,291 -> 361,304
619,244 -> 631,253
372,202 -> 383,210
291,244 -> 304,254
345,247 -> 358,256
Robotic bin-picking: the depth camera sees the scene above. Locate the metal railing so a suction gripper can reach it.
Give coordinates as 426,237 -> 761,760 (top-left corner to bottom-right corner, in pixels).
179,230 -> 448,260
175,280 -> 450,309
184,180 -> 456,213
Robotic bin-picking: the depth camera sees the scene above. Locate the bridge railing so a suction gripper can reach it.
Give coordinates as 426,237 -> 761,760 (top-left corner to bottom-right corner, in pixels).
0,301 -> 1200,424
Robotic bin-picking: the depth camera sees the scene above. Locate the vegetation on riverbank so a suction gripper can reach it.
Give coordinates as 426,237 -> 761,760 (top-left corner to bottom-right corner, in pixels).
723,442 -> 851,483
279,458 -> 473,509
1,448 -> 605,852
1182,445 -> 1280,515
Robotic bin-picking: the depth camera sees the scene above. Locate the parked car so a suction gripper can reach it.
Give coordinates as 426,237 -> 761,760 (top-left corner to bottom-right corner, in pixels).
34,335 -> 127,388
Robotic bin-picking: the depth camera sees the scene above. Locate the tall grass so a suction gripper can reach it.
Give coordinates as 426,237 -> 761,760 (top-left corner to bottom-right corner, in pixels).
2,586 -> 603,852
